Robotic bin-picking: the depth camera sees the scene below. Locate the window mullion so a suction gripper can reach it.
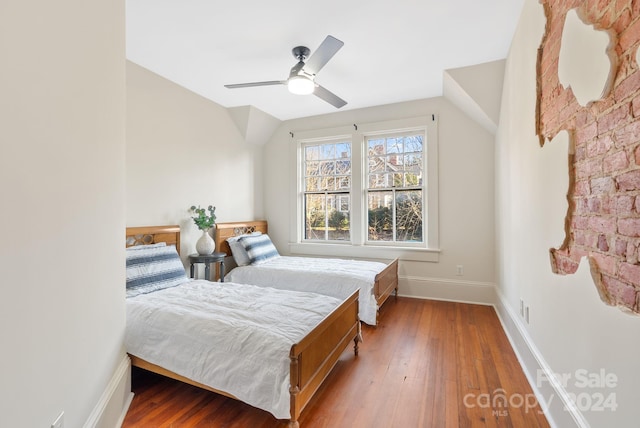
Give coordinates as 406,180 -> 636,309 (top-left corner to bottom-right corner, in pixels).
392,188 -> 397,242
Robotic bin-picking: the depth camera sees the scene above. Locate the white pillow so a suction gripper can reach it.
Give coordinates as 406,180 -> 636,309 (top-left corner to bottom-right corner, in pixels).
227,232 -> 261,266
126,244 -> 188,297
239,233 -> 280,265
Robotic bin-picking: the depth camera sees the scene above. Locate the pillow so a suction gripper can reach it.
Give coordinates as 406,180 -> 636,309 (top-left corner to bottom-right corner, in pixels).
239,233 -> 280,265
126,244 -> 189,298
227,231 -> 262,266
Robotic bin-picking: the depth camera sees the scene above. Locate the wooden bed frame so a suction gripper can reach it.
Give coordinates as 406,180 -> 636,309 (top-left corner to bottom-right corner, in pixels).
125,225 -> 361,427
215,220 -> 399,323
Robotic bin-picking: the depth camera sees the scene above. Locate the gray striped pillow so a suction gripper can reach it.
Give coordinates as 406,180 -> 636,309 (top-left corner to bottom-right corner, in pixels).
239,233 -> 280,265
126,244 -> 189,297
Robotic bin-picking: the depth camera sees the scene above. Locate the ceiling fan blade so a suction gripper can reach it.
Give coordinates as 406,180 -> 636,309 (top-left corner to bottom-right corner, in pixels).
224,80 -> 285,89
314,84 -> 347,108
304,35 -> 344,75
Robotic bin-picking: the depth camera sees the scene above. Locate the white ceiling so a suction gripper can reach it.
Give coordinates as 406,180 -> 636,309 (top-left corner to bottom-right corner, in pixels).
126,0 -> 524,121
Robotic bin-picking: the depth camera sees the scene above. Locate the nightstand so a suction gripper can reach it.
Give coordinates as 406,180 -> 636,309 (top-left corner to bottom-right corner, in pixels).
188,252 -> 226,282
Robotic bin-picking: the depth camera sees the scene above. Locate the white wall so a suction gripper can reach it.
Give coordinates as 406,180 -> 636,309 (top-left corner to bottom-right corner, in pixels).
496,1 -> 640,426
0,1 -> 127,427
263,98 -> 497,303
126,62 -> 264,260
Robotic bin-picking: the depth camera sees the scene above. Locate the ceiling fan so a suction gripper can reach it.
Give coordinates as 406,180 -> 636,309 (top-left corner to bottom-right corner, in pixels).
224,35 -> 347,109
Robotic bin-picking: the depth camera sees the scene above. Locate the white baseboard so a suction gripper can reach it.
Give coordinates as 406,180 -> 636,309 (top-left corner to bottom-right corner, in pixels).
83,354 -> 133,428
493,290 -> 588,428
399,275 -> 497,305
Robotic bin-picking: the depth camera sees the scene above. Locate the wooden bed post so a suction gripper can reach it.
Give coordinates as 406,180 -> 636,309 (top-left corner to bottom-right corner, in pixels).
289,355 -> 300,428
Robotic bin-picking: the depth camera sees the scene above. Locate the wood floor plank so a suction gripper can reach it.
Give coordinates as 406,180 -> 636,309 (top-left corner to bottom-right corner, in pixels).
122,298 -> 550,428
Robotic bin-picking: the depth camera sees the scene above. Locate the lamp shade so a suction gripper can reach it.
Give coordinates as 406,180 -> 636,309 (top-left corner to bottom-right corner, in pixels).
287,76 -> 315,95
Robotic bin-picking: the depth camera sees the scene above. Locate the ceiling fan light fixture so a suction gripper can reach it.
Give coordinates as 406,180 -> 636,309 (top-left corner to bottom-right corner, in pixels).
287,75 -> 315,95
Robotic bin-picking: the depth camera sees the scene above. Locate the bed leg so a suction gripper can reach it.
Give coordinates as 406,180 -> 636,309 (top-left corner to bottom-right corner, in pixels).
286,420 -> 300,428
353,322 -> 361,356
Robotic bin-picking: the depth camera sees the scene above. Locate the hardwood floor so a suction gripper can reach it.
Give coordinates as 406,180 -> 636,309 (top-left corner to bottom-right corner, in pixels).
122,297 -> 550,427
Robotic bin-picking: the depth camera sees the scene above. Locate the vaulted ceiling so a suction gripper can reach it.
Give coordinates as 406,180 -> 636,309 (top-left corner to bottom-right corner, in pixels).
126,0 -> 524,121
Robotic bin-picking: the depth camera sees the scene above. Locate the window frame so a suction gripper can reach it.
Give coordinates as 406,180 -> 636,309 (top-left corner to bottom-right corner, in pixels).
301,137 -> 353,243
290,116 -> 440,262
364,130 -> 426,248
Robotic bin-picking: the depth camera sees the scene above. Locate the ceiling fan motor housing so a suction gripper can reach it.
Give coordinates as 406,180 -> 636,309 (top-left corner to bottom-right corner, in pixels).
292,46 -> 311,61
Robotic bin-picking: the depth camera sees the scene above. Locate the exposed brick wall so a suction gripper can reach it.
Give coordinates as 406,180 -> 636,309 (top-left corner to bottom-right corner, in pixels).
538,0 -> 640,313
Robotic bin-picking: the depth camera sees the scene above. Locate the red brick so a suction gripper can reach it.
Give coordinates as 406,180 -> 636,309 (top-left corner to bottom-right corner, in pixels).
587,135 -> 614,156
577,157 -> 603,179
588,197 -> 602,213
604,150 -> 629,173
598,8 -> 613,28
627,241 -> 639,264
572,215 -> 590,230
602,194 -> 614,213
592,253 -> 618,276
556,253 -> 580,274
590,176 -> 615,193
588,231 -> 600,247
576,198 -> 588,214
589,215 -> 618,233
614,72 -> 640,103
578,120 -> 599,142
618,217 -> 640,236
616,195 -> 636,214
619,262 -> 640,284
613,119 -> 640,147
598,234 -> 610,251
616,169 -> 640,190
598,104 -> 631,134
612,9 -> 632,35
632,94 -> 640,117
619,15 -> 640,52
576,109 -> 593,127
575,180 -> 591,196
602,274 -> 637,308
615,238 -> 628,256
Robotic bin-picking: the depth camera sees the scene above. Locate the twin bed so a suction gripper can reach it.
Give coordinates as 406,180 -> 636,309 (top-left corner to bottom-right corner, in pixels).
215,220 -> 398,326
125,222 -> 399,426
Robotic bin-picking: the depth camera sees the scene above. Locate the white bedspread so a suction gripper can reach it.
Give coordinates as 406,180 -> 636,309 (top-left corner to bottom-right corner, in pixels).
226,256 -> 387,325
125,280 -> 342,419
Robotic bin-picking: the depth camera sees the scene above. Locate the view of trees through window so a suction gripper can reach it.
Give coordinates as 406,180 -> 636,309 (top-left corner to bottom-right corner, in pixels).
302,131 -> 425,244
303,141 -> 351,241
367,134 -> 424,243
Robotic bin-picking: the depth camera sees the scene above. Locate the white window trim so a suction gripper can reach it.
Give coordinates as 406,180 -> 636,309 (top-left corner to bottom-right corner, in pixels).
289,115 -> 440,262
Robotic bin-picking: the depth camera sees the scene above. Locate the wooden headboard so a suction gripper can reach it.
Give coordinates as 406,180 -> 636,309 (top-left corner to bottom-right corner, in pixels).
215,221 -> 268,256
126,225 -> 181,254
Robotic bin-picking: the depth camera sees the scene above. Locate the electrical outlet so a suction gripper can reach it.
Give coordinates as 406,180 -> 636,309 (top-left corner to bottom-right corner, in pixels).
51,411 -> 64,428
456,265 -> 463,276
525,306 -> 530,324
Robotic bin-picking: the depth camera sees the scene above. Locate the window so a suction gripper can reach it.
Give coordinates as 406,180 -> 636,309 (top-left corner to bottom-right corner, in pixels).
366,133 -> 424,244
303,140 -> 351,241
292,116 -> 439,262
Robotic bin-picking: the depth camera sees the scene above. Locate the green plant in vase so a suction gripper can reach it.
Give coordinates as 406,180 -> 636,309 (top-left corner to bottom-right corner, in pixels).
190,205 -> 217,254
